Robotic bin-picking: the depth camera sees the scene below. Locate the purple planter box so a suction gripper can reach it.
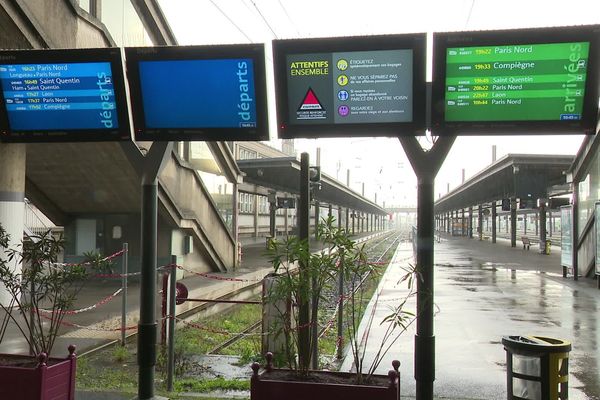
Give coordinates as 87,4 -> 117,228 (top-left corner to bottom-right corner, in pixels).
0,345 -> 77,400
251,355 -> 400,400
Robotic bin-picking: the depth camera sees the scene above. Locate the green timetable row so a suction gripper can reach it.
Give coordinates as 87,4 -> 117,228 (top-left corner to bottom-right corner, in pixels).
446,42 -> 589,63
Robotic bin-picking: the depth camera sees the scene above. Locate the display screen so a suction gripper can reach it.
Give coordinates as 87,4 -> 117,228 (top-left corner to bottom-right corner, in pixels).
138,58 -> 257,129
0,48 -> 131,142
126,44 -> 269,142
286,50 -> 413,124
444,42 -> 589,122
273,34 -> 427,138
432,25 -> 600,135
0,62 -> 119,130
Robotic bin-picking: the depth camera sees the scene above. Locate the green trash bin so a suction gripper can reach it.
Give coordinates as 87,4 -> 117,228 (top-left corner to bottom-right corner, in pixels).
545,240 -> 552,255
502,335 -> 571,400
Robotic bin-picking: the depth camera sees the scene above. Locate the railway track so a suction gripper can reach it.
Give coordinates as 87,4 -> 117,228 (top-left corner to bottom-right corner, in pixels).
207,230 -> 408,355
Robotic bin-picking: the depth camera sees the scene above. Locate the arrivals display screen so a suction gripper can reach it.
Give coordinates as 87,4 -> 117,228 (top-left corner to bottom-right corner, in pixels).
273,34 -> 427,138
432,25 -> 600,135
0,48 -> 131,142
125,44 -> 269,141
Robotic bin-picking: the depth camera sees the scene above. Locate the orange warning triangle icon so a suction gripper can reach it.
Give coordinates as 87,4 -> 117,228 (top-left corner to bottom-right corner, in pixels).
299,87 -> 324,111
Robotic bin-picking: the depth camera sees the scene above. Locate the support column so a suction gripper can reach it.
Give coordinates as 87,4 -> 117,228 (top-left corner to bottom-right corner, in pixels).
253,194 -> 259,238
337,205 -> 342,229
345,207 -> 349,232
400,135 -> 455,400
314,200 -> 320,239
510,197 -> 517,247
298,153 -> 311,369
284,208 -> 289,238
491,201 -> 497,243
461,208 -> 465,236
138,182 -> 158,400
478,204 -> 483,240
572,189 -> 579,280
269,202 -> 276,239
137,142 -> 171,400
468,206 -> 473,238
232,183 -> 239,268
539,202 -> 547,254
0,144 -> 26,306
524,211 -> 527,235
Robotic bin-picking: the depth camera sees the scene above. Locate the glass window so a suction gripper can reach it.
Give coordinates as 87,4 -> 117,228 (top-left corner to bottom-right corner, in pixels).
239,193 -> 255,214
79,0 -> 91,13
578,149 -> 600,237
239,147 -> 258,160
101,0 -> 152,46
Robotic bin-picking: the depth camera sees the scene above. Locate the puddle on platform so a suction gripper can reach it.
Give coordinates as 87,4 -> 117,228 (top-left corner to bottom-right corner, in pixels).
187,354 -> 253,380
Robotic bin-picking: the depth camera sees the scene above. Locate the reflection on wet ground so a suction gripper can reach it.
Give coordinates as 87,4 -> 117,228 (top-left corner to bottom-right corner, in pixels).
347,235 -> 600,400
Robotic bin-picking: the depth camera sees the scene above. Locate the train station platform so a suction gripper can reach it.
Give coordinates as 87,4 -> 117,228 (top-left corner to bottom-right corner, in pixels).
3,230 -> 598,399
342,233 -> 598,400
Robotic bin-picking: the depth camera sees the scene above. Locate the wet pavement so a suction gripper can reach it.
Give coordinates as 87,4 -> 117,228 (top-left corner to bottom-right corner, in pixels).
4,230 -> 599,399
342,233 -> 600,400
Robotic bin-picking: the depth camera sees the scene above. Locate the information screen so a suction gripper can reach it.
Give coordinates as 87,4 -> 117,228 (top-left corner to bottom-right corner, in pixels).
138,58 -> 257,129
444,42 -> 590,122
286,50 -> 413,125
0,62 -> 119,130
432,25 -> 600,135
0,48 -> 130,142
273,34 -> 427,138
126,44 -> 269,142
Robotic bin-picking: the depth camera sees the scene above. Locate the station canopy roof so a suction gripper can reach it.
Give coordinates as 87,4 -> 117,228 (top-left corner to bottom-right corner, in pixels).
238,157 -> 387,216
435,154 -> 574,213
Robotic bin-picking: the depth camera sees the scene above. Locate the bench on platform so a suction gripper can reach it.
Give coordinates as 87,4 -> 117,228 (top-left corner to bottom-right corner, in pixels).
521,236 -> 531,250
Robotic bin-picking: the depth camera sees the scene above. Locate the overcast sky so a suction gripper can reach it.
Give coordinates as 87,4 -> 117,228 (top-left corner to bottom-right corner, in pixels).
158,0 -> 600,206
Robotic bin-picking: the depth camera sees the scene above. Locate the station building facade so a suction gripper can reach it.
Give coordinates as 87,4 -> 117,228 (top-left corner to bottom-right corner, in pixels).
567,133 -> 600,278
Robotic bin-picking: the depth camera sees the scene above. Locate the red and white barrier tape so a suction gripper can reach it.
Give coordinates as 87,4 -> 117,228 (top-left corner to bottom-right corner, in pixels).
170,264 -> 262,283
92,271 -> 141,279
37,288 -> 123,315
55,249 -> 126,268
39,313 -> 137,332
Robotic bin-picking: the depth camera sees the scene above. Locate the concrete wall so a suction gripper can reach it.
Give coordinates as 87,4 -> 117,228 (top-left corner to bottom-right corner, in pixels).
160,153 -> 235,270
11,0 -> 112,48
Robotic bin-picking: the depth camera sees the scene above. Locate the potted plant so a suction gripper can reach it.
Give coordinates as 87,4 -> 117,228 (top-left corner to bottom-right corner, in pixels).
0,223 -> 89,400
253,217 -> 417,400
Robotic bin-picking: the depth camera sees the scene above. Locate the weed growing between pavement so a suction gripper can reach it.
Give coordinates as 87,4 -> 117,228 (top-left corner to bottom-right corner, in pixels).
174,377 -> 250,392
166,302 -> 263,367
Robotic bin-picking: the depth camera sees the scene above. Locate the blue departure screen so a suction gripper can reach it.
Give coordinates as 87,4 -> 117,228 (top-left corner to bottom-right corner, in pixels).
0,62 -> 118,131
138,58 -> 257,129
